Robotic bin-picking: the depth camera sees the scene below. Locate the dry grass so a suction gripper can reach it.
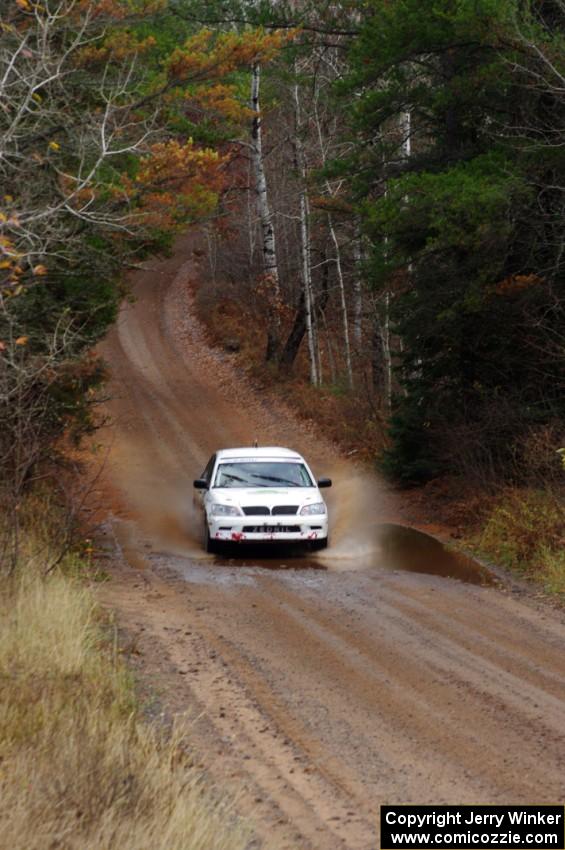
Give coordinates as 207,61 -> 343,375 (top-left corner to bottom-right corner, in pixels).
0,511 -> 252,850
476,487 -> 565,596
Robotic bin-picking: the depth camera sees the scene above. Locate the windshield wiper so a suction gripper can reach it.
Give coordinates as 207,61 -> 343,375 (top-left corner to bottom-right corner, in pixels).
218,473 -> 247,486
249,473 -> 302,487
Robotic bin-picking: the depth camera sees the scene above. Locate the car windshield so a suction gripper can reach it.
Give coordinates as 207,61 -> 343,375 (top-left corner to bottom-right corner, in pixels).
213,461 -> 314,489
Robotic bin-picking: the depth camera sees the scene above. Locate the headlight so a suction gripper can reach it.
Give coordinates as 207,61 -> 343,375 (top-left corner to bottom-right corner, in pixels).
299,502 -> 326,516
210,504 -> 242,517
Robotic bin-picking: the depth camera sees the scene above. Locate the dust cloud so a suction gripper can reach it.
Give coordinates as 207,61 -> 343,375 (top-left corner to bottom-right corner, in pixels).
104,438 -> 213,561
317,465 -> 387,569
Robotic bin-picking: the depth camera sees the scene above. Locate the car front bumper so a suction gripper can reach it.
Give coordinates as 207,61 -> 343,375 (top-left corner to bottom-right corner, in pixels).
208,515 -> 328,543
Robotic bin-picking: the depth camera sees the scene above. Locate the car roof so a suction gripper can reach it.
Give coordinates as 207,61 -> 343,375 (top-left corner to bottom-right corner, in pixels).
215,447 -> 304,461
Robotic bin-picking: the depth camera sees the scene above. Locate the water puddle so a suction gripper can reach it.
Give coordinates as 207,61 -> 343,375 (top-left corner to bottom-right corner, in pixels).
212,544 -> 328,572
374,523 -> 493,585
210,523 -> 493,585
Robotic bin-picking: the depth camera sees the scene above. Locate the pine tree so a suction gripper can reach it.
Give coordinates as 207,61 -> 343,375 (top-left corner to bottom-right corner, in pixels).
339,0 -> 565,482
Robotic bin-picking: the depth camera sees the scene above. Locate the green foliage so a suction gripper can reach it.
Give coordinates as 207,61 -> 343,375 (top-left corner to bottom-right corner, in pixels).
380,406 -> 436,485
367,153 -> 523,271
338,0 -> 565,482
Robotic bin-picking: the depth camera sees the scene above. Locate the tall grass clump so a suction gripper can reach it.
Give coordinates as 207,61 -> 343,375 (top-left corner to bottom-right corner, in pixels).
0,507 -> 252,850
477,488 -> 565,596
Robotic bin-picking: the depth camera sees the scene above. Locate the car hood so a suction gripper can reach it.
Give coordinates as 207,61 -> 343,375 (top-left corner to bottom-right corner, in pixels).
208,487 -> 323,508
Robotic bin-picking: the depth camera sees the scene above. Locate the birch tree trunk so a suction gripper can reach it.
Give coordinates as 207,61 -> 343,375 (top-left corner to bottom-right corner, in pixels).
247,159 -> 256,264
312,88 -> 353,388
293,78 -> 319,385
382,291 -> 393,410
299,188 -> 319,385
352,223 -> 363,348
250,62 -> 281,361
400,109 -> 412,158
370,291 -> 393,410
401,109 -> 415,393
320,308 -> 337,385
376,111 -> 411,409
328,216 -> 353,388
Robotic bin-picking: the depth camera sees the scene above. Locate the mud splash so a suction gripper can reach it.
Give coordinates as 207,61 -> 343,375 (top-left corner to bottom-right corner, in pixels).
102,436 -> 208,559
322,466 -> 387,559
106,457 -> 490,584
205,526 -> 491,584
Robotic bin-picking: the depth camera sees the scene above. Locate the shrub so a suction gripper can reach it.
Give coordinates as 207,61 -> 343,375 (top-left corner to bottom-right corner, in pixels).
477,488 -> 565,594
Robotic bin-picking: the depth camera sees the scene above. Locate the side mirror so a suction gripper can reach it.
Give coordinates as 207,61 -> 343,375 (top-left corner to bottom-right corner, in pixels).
193,478 -> 208,490
317,477 -> 332,488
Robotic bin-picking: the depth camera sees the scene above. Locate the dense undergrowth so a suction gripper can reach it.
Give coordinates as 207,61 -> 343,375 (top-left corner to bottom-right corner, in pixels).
476,488 -> 565,597
0,498 -> 251,850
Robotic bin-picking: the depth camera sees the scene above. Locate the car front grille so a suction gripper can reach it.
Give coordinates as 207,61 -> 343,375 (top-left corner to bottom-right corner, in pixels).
242,506 -> 299,516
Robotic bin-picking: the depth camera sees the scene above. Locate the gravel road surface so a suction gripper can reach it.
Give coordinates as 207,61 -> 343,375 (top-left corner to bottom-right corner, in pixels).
97,235 -> 565,850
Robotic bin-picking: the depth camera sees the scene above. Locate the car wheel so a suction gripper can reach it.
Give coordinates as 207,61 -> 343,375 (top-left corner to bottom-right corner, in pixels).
310,537 -> 328,551
203,521 -> 217,554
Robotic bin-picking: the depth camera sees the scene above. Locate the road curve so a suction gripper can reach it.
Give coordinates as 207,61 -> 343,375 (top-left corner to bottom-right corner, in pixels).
97,234 -> 565,850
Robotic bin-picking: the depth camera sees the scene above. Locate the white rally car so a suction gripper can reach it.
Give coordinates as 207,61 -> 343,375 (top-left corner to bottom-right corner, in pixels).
193,447 -> 331,552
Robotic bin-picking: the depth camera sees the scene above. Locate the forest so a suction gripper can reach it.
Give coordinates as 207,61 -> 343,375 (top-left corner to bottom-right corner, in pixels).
1,2 -> 564,847
0,0 -> 564,575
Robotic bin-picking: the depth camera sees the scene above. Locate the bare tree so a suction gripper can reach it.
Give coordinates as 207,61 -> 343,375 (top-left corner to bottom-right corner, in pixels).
0,1 -> 163,296
250,62 -> 283,360
292,75 -> 319,385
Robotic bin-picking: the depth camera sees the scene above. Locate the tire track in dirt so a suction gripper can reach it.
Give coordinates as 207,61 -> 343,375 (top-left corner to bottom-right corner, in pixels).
101,561 -> 377,850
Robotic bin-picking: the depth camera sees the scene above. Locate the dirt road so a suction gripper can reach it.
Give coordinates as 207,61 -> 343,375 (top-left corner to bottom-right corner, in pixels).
97,235 -> 565,850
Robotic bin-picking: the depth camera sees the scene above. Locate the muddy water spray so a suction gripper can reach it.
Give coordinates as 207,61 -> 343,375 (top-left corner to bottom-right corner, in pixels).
105,436 -> 213,559
318,465 -> 388,566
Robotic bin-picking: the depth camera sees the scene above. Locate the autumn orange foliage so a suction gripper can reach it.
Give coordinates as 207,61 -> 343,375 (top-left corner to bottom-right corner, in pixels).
1,0 -> 293,294
166,29 -> 291,83
127,140 -> 225,227
164,28 -> 295,123
77,31 -> 157,64
494,273 -> 544,295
